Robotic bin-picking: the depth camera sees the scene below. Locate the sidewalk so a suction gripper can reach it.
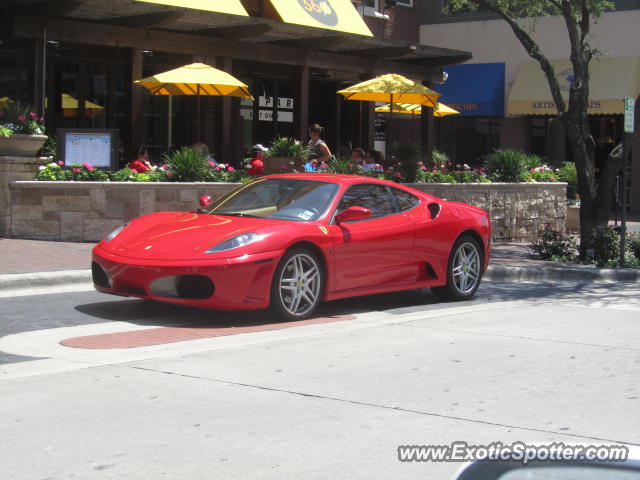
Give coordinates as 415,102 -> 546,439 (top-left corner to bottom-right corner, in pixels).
1,237 -> 638,289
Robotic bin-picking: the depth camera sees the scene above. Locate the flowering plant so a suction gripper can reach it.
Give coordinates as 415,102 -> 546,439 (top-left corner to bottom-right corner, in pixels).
36,161 -> 109,181
0,102 -> 45,136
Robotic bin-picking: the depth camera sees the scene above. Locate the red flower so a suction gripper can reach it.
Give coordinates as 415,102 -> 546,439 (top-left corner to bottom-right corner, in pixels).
227,166 -> 235,172
82,162 -> 94,171
57,161 -> 63,166
420,166 -> 427,171
72,168 -> 81,173
214,166 -> 221,171
18,115 -> 26,122
208,160 -> 216,168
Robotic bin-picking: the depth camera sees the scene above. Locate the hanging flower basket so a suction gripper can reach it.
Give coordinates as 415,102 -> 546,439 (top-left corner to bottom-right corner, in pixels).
0,134 -> 48,157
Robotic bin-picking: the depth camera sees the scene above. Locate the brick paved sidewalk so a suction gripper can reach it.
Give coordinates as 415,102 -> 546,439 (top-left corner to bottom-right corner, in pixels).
0,238 -> 95,275
0,236 -> 545,275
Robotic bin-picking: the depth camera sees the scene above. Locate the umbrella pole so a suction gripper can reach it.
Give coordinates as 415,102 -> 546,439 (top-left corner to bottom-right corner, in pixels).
196,84 -> 201,142
388,93 -> 394,161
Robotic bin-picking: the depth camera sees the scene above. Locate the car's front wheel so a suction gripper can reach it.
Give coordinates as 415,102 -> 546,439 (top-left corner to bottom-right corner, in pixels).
432,235 -> 483,301
270,248 -> 323,320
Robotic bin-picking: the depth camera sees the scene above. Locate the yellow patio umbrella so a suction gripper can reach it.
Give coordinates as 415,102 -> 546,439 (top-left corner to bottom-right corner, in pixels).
44,94 -> 104,118
337,73 -> 440,155
134,62 -> 253,140
60,94 -> 104,118
375,102 -> 459,117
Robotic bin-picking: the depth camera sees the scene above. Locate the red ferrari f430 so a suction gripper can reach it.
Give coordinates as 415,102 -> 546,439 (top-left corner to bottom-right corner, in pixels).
92,174 -> 491,320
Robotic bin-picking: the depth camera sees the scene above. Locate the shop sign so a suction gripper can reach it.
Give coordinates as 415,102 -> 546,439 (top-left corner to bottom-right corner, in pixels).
624,97 -> 635,133
259,96 -> 294,109
259,110 -> 294,122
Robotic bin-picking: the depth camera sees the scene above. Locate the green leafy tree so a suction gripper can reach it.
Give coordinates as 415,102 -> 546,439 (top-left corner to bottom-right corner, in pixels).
446,0 -> 623,256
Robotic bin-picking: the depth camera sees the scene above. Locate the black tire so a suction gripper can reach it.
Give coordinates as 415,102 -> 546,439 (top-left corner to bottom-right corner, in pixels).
431,235 -> 483,301
270,248 -> 323,320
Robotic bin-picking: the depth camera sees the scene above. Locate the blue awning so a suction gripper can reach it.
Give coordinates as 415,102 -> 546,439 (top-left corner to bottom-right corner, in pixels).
434,63 -> 505,116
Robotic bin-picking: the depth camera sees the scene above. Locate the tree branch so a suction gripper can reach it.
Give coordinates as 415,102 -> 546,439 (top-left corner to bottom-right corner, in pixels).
471,0 -> 567,113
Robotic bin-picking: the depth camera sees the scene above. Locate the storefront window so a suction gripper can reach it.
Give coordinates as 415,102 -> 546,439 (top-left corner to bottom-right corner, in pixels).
436,116 -> 501,167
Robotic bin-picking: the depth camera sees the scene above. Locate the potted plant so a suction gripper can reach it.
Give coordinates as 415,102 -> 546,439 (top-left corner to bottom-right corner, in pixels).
0,102 -> 47,157
263,137 -> 310,174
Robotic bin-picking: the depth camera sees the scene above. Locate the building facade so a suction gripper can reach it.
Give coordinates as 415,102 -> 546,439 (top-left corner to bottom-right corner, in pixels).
420,0 -> 640,212
0,0 -> 469,167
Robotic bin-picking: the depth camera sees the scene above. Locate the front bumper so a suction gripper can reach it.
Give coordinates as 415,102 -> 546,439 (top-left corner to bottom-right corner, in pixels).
92,246 -> 282,310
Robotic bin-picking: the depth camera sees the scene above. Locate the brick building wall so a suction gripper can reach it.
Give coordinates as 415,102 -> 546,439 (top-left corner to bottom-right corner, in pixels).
360,3 -> 421,43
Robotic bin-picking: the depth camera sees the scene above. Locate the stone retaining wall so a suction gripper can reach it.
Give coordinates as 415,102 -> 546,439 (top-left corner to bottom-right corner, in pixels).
7,180 -> 567,242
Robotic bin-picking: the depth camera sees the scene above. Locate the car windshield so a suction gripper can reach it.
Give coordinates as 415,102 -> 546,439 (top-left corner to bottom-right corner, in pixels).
205,178 -> 338,222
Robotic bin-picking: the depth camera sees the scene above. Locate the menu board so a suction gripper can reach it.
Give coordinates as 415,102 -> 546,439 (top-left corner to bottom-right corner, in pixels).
58,129 -> 118,170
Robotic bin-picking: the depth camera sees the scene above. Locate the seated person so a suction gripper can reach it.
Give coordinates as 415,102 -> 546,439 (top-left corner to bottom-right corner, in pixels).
128,148 -> 152,173
192,143 -> 217,165
350,148 -> 367,168
246,144 -> 267,177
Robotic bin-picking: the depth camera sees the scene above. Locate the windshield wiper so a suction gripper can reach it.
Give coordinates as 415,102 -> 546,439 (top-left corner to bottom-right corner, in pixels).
213,211 -> 259,218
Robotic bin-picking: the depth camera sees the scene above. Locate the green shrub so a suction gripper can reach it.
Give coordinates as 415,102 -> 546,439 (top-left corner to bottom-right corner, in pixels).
557,162 -> 578,198
628,233 -> 640,260
431,149 -> 449,170
484,149 -> 530,182
587,226 -> 620,267
267,137 -> 310,160
325,155 -> 362,175
36,161 -> 71,180
451,170 -> 491,183
161,146 -> 211,182
416,169 -> 457,183
529,225 -> 578,261
393,141 -> 422,183
0,101 -> 45,135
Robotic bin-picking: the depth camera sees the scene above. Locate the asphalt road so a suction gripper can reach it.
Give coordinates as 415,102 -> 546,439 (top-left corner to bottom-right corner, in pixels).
1,281 -> 639,479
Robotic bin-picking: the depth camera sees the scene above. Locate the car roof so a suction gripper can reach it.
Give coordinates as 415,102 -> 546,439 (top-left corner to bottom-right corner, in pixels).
262,173 -> 400,188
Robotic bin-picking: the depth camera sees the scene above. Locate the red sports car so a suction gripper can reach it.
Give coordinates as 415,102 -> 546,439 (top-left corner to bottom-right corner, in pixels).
92,174 -> 491,320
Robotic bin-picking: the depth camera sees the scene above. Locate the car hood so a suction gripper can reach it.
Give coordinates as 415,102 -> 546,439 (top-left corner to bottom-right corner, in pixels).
102,212 -> 290,260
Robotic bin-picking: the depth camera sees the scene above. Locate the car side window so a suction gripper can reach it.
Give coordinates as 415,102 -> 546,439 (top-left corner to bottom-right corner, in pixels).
391,187 -> 419,212
336,184 -> 397,219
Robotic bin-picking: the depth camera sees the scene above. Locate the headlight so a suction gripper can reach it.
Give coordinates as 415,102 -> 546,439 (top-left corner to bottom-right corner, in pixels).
206,233 -> 261,253
104,222 -> 130,242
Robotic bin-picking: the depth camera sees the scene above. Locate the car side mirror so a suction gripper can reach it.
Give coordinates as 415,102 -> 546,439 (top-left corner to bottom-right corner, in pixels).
335,206 -> 371,224
199,195 -> 212,207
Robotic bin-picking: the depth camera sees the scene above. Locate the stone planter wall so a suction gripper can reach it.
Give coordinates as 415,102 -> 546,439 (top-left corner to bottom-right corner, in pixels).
7,180 -> 567,242
0,156 -> 43,236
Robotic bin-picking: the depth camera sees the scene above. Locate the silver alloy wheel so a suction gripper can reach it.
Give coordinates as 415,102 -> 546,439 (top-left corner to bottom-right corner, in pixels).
278,253 -> 321,316
451,242 -> 481,294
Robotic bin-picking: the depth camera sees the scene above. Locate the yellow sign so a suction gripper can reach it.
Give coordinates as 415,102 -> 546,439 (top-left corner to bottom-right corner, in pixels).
135,0 -> 249,16
269,0 -> 372,36
508,57 -> 640,115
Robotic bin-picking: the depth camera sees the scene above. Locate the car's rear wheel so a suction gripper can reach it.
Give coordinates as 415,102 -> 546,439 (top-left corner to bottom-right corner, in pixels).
432,235 -> 483,301
270,248 -> 323,320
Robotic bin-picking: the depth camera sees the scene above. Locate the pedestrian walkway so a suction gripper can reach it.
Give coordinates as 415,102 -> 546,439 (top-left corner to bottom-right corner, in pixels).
0,237 -> 553,275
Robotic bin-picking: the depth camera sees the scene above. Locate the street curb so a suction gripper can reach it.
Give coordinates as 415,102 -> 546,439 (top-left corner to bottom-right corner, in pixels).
484,264 -> 640,283
0,263 -> 638,292
0,269 -> 92,291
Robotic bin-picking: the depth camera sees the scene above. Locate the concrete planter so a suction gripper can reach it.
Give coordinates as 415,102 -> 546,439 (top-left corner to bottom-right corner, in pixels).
566,205 -> 580,232
7,181 -> 567,242
263,156 -> 304,174
0,134 -> 47,157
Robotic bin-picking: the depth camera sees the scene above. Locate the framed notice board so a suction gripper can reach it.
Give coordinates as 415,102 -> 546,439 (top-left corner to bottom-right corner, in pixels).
57,129 -> 119,170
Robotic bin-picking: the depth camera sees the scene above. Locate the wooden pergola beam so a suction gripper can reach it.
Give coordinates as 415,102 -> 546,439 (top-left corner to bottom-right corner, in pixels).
269,35 -> 352,50
1,0 -> 81,17
10,15 -> 444,81
100,11 -> 184,29
196,23 -> 272,40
